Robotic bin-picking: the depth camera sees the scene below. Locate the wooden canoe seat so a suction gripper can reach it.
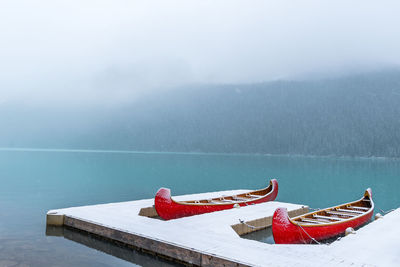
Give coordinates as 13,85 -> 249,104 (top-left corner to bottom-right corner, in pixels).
314,215 -> 345,221
348,205 -> 369,211
232,196 -> 250,201
337,208 -> 363,214
300,218 -> 326,224
218,198 -> 234,203
326,211 -> 357,217
306,216 -> 330,223
245,194 -> 261,198
210,200 -> 227,204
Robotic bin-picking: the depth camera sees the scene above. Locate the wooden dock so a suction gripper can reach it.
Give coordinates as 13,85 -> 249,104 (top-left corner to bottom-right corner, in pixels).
46,190 -> 308,266
46,190 -> 400,266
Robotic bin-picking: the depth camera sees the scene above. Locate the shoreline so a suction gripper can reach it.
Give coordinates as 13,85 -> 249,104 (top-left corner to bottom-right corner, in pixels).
0,147 -> 399,161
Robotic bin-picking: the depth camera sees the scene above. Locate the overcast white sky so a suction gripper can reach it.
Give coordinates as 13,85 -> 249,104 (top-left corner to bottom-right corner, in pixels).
1,0 -> 400,105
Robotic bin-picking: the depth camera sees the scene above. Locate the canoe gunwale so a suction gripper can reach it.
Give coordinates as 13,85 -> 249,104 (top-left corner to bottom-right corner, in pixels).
289,189 -> 374,227
155,179 -> 279,220
169,179 -> 277,206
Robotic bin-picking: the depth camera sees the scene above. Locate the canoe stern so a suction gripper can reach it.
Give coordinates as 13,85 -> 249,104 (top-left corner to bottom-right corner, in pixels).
154,188 -> 174,220
272,208 -> 304,244
364,188 -> 372,199
270,179 -> 279,201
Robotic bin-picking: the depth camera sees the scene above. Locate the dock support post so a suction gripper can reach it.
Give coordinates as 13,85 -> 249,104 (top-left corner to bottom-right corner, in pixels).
46,211 -> 65,226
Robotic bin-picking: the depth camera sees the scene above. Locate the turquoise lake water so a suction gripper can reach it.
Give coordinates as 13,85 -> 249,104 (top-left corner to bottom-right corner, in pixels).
0,149 -> 399,266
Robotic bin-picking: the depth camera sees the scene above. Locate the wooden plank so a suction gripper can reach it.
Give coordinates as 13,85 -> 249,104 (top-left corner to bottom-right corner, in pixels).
138,206 -> 159,218
231,206 -> 309,235
233,196 -> 251,201
337,208 -> 363,214
64,216 -> 253,267
348,206 -> 369,211
314,215 -> 345,221
326,211 -> 357,217
46,212 -> 65,226
300,218 -> 325,224
217,199 -> 235,203
246,194 -> 261,198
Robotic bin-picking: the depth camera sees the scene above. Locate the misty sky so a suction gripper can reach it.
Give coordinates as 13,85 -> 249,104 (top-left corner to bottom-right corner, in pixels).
1,0 -> 400,105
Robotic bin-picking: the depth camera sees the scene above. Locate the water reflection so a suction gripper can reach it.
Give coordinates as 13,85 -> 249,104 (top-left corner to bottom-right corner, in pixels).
0,151 -> 399,265
45,226 -> 182,267
242,227 -> 275,244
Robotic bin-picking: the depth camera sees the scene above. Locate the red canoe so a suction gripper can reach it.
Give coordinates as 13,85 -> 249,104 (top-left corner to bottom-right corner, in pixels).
272,188 -> 374,244
155,179 -> 278,220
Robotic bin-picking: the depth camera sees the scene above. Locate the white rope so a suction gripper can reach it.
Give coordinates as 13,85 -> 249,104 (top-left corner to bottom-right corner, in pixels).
297,224 -> 347,245
238,219 -> 266,230
297,224 -> 322,245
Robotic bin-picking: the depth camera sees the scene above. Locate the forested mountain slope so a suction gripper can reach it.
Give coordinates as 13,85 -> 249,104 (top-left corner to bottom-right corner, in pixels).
2,71 -> 400,157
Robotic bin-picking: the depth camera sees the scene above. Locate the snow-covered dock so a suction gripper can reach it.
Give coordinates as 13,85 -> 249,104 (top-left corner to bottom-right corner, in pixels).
46,190 -> 400,267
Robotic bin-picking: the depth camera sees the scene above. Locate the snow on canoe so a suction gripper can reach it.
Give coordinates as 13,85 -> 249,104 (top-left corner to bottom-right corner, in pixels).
272,188 -> 374,244
155,179 -> 278,220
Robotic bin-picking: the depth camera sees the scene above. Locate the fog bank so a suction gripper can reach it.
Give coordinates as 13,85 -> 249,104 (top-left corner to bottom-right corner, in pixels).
1,1 -> 400,106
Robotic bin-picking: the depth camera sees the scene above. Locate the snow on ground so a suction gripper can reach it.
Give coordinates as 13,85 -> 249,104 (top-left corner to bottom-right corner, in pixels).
328,208 -> 400,266
48,190 -> 400,267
